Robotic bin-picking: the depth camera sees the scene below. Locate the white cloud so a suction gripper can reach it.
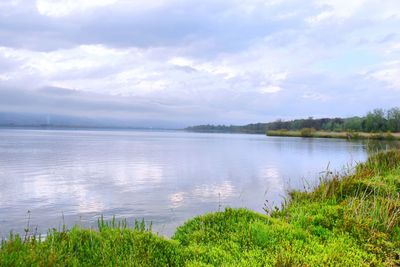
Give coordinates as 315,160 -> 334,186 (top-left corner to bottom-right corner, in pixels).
36,0 -> 119,17
370,61 -> 400,90
317,0 -> 364,18
259,85 -> 282,94
168,57 -> 194,68
307,0 -> 365,24
35,0 -> 174,17
302,92 -> 331,101
0,0 -> 399,125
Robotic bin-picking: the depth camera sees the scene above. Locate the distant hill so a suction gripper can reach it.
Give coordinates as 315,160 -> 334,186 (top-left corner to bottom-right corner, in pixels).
0,112 -> 175,130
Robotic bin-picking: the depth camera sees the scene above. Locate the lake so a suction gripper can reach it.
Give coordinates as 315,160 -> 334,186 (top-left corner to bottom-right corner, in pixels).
0,129 -> 371,237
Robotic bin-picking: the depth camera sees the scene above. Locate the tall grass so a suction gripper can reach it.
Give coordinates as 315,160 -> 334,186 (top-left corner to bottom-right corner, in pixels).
267,129 -> 400,141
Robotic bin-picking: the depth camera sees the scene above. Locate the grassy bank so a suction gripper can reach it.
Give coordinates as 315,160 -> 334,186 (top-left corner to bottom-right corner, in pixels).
1,151 -> 399,266
267,129 -> 400,140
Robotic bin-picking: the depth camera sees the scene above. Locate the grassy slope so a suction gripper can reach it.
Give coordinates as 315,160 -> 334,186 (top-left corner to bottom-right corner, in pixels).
267,130 -> 400,140
1,151 -> 399,266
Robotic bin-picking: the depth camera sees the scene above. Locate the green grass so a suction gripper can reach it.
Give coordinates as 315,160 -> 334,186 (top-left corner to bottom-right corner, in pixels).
267,129 -> 400,140
1,151 -> 400,266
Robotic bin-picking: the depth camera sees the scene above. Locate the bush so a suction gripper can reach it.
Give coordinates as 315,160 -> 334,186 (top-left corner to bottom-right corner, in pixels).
300,128 -> 316,137
346,131 -> 360,140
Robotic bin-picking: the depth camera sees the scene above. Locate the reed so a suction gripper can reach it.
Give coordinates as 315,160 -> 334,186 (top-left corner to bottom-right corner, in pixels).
267,129 -> 400,141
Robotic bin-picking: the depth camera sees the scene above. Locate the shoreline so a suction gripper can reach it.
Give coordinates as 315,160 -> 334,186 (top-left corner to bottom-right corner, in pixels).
267,129 -> 400,140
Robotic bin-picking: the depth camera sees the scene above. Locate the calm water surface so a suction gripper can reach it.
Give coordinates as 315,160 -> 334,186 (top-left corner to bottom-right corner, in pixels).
0,129 -> 369,237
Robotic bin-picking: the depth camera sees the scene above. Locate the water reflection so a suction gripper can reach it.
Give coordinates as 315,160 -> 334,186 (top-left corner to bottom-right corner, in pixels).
192,181 -> 236,201
111,161 -> 164,191
0,129 -> 396,237
169,192 -> 186,208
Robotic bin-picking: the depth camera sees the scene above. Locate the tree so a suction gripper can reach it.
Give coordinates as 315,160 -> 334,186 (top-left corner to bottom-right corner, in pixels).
363,109 -> 387,132
387,107 -> 400,132
343,117 -> 363,131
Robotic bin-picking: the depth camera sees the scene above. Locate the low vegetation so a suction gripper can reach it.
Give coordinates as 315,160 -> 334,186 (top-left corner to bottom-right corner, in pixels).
1,151 -> 399,266
267,129 -> 400,140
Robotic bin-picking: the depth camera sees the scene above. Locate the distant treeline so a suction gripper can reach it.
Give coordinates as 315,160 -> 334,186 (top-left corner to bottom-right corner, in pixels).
185,107 -> 400,134
185,123 -> 267,134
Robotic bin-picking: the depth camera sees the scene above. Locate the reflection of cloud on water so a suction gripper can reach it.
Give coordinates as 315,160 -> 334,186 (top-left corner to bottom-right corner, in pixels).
259,166 -> 283,191
112,161 -> 164,190
192,181 -> 236,201
132,162 -> 163,185
14,159 -> 166,217
258,166 -> 286,208
77,199 -> 104,214
168,181 -> 236,208
168,191 -> 186,208
22,175 -> 105,214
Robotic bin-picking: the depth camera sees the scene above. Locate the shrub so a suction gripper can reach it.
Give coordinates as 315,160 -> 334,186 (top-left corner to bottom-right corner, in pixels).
300,128 -> 316,137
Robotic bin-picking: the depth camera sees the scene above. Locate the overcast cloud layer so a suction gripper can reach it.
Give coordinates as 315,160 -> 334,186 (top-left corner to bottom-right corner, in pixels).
1,0 -> 400,127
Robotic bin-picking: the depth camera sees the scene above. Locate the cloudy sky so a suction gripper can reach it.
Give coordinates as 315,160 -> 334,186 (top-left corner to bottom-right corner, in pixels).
0,0 -> 400,127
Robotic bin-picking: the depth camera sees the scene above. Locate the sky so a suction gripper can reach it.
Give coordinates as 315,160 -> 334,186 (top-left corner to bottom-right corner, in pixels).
0,0 -> 400,128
